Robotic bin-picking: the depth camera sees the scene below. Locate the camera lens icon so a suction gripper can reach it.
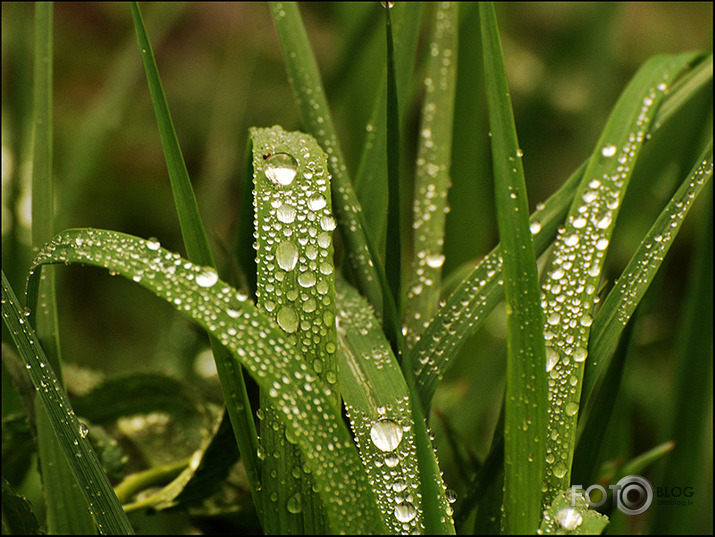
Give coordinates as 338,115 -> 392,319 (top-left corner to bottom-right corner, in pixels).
614,475 -> 653,515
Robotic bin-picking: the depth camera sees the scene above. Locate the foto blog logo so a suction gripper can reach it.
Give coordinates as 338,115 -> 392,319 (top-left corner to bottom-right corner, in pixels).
571,475 -> 653,516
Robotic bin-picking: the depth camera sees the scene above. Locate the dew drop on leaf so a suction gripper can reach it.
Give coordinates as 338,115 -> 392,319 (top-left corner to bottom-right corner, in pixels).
265,153 -> 299,186
601,144 -> 617,157
195,267 -> 219,288
394,502 -> 417,523
277,306 -> 298,333
370,419 -> 403,452
276,241 -> 299,271
555,507 -> 583,530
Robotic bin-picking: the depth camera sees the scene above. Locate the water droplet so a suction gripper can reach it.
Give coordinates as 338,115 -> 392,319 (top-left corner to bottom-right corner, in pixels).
393,479 -> 408,493
320,215 -> 336,231
277,306 -> 298,333
298,271 -> 316,287
394,502 -> 417,523
382,1 -> 395,8
553,461 -> 568,478
573,347 -> 588,363
308,195 -> 327,211
277,203 -> 297,223
370,419 -> 403,452
545,347 -> 559,372
601,144 -> 617,157
276,241 -> 299,271
195,267 -> 219,288
79,423 -> 89,438
286,492 -> 302,514
565,402 -> 579,416
530,220 -> 542,234
425,253 -> 445,268
265,153 -> 299,186
146,237 -> 161,250
555,507 -> 583,530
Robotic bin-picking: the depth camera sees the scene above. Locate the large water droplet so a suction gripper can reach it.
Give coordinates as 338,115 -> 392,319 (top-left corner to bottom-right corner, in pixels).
573,347 -> 588,363
370,419 -> 403,452
555,507 -> 583,530
394,502 -> 417,523
277,203 -> 297,223
277,306 -> 298,333
286,492 -> 302,514
265,153 -> 299,186
308,195 -> 327,211
425,253 -> 445,268
601,144 -> 617,157
276,241 -> 299,271
195,267 -> 219,288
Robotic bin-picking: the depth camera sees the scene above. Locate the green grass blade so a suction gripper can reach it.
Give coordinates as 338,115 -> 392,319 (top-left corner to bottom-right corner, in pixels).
129,2 -> 260,514
336,276 -> 455,534
353,2 -> 424,248
251,126 -> 339,533
29,3 -> 96,533
404,2 -> 458,349
26,228 -> 386,534
582,142 -> 713,408
651,203 -> 712,534
479,3 -> 547,532
384,5 -> 405,359
539,53 -> 698,504
269,1 -> 383,312
2,272 -> 134,535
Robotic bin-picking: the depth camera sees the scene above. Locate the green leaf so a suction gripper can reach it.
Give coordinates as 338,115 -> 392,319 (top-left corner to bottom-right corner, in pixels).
404,2 -> 458,349
26,228 -> 386,534
539,53 -> 700,503
2,272 -> 134,535
336,276 -> 455,534
479,3 -> 547,532
250,125 -> 339,533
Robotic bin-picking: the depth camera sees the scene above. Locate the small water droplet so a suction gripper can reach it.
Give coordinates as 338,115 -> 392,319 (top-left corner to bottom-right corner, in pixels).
425,253 -> 445,268
530,220 -> 542,234
79,423 -> 89,438
565,402 -> 579,416
320,215 -> 336,231
553,461 -> 568,478
298,271 -> 316,287
146,237 -> 161,251
277,203 -> 297,223
370,419 -> 403,452
601,144 -> 617,157
308,195 -> 327,211
265,153 -> 299,186
573,347 -> 588,363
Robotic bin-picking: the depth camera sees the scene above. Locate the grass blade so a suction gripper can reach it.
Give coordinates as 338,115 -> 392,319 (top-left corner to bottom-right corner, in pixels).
336,276 -> 455,534
404,2 -> 458,349
2,272 -> 134,535
538,53 -> 698,503
251,126 -> 339,533
26,228 -> 386,534
29,3 -> 96,532
479,3 -> 547,532
581,143 -> 712,409
129,2 -> 260,514
269,1 -> 383,312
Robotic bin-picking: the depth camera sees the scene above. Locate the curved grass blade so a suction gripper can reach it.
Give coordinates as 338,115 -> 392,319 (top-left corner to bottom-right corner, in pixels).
2,272 -> 134,535
129,2 -> 260,514
581,143 -> 712,409
335,276 -> 455,534
404,2 -> 458,349
538,53 -> 699,504
479,3 -> 547,532
251,125 -> 339,533
25,228 -> 386,534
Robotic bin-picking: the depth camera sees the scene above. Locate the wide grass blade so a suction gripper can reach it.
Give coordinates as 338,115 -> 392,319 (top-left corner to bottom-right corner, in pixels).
479,3 -> 547,532
251,126 -> 339,533
539,53 -> 700,503
404,2 -> 458,350
335,276 -> 455,534
2,272 -> 134,535
26,228 -> 386,534
129,2 -> 260,515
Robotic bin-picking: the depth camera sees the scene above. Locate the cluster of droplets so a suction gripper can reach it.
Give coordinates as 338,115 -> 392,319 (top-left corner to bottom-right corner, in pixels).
540,78 -> 670,493
252,127 -> 338,388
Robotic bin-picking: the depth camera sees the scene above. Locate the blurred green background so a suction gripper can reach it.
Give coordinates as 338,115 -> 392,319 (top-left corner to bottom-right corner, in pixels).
2,2 -> 712,534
